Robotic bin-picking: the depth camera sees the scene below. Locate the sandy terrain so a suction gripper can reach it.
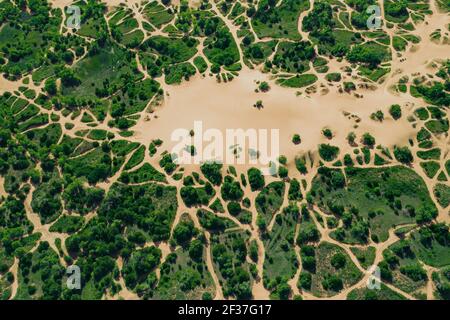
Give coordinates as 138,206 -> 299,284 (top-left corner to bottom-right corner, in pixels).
9,258 -> 19,300
1,0 -> 448,301
127,2 -> 448,180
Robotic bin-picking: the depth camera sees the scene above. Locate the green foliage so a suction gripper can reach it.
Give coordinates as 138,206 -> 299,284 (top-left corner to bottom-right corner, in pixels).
209,198 -> 225,213
98,182 -> 177,241
63,179 -> 104,215
62,42 -> 141,101
49,215 -> 84,234
200,162 -> 223,186
420,161 -> 440,178
302,1 -> 335,45
64,147 -> 112,184
347,283 -> 406,300
417,148 -> 441,160
347,43 -> 389,68
425,119 -> 449,134
322,128 -> 333,139
193,56 -> 208,73
326,73 -> 341,82
297,206 -> 320,245
273,41 -> 315,73
394,146 -> 413,163
155,244 -> 214,299
350,246 -> 376,269
210,230 -> 252,299
247,167 -> 265,191
197,209 -> 236,232
173,217 -> 197,246
255,181 -> 285,225
298,272 -> 312,290
319,144 -> 340,161
203,22 -> 239,67
288,178 -> 303,201
164,62 -> 197,85
0,0 -> 447,302
244,40 -> 278,64
31,176 -> 63,224
434,184 -> 450,208
252,0 -> 308,40
263,204 -> 299,288
399,264 -> 427,282
278,74 -> 318,88
120,163 -> 166,184
123,246 -> 161,291
309,242 -> 363,297
142,36 -> 198,65
311,166 -> 437,242
180,183 -> 215,207
414,82 -> 449,107
227,201 -> 241,216
221,176 -> 244,201
124,145 -> 145,170
292,134 -> 301,144
16,242 -> 64,300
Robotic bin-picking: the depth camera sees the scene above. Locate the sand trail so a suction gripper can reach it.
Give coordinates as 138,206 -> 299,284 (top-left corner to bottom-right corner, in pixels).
8,257 -> 19,300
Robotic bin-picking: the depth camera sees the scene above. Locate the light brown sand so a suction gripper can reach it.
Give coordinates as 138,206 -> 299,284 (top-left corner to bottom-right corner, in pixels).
8,257 -> 19,300
132,66 -> 417,171
0,0 -> 446,301
115,257 -> 140,300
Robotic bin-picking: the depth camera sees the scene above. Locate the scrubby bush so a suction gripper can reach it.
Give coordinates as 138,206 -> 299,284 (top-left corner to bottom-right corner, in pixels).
389,104 -> 402,120
319,144 -> 340,161
247,168 -> 265,191
394,146 -> 413,164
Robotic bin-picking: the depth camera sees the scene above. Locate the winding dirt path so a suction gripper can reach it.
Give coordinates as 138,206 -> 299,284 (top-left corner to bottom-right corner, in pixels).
8,257 -> 19,300
204,231 -> 224,300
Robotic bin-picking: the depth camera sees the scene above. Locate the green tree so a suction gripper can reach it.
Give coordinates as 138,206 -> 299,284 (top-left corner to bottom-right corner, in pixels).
247,167 -> 265,191
362,133 -> 376,147
331,252 -> 346,269
389,104 -> 402,120
319,144 -> 340,161
394,146 -> 413,164
44,78 -> 57,95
